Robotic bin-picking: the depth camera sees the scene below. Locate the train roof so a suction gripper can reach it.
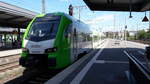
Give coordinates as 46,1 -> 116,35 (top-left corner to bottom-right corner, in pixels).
36,12 -> 89,25
36,12 -> 92,33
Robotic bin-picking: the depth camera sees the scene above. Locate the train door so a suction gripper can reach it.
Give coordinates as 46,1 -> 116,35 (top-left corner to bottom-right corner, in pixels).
0,35 -> 2,47
71,28 -> 78,62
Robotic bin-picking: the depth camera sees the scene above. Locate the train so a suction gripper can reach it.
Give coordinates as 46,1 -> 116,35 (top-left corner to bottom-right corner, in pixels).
19,12 -> 98,69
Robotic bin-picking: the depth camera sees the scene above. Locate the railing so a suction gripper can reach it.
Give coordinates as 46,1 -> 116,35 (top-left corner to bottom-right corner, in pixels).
124,51 -> 150,84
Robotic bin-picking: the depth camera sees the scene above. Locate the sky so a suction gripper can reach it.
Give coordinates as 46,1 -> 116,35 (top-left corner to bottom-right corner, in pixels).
0,0 -> 149,32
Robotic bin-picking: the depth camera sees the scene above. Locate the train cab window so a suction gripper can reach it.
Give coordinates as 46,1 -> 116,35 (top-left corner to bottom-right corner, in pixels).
26,21 -> 59,42
74,28 -> 77,36
25,16 -> 61,42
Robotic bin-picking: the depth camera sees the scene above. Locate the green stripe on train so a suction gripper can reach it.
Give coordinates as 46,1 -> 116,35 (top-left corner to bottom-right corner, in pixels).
48,13 -> 72,69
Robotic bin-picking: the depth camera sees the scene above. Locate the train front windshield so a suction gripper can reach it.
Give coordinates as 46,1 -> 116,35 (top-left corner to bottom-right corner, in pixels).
26,16 -> 60,42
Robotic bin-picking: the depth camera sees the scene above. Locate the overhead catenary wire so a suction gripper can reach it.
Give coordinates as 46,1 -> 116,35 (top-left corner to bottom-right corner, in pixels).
73,5 -> 87,20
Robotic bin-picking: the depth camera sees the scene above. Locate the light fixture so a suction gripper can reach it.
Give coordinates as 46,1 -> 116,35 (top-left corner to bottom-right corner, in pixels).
125,25 -> 127,29
129,12 -> 133,18
142,11 -> 149,22
129,0 -> 133,18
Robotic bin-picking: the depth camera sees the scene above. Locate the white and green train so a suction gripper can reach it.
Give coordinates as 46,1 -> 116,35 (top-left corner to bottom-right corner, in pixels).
19,12 -> 95,69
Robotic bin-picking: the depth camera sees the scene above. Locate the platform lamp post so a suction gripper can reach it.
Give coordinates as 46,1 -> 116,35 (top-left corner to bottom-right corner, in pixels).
149,11 -> 150,33
124,25 -> 127,40
124,25 -> 127,48
17,28 -> 20,47
99,27 -> 102,41
41,0 -> 45,14
136,23 -> 141,40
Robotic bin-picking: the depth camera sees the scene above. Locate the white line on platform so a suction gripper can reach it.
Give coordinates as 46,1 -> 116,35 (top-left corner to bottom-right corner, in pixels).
124,50 -> 150,78
123,50 -> 131,58
94,60 -> 105,63
138,50 -> 145,55
94,60 -> 129,64
70,40 -> 108,84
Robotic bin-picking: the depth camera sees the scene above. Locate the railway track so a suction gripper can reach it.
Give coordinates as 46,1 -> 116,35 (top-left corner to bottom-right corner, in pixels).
0,54 -> 64,84
0,54 -> 62,84
0,54 -> 24,84
0,55 -> 20,66
22,69 -> 61,84
4,52 -> 89,84
0,61 -> 19,72
0,54 -> 20,72
4,53 -> 91,84
5,68 -> 62,84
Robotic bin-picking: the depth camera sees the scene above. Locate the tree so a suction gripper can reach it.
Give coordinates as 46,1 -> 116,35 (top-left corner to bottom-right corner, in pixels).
126,30 -> 130,37
137,30 -> 146,40
145,32 -> 150,39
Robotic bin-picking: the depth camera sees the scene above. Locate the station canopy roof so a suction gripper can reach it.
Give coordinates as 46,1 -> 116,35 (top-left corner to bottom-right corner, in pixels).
0,1 -> 38,28
83,0 -> 150,11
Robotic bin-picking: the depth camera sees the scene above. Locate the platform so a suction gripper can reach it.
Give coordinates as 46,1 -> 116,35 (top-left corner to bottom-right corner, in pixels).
0,49 -> 21,57
45,39 -> 148,84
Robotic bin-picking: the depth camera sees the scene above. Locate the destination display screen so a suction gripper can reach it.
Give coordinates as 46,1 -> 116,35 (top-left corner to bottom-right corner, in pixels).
35,15 -> 61,22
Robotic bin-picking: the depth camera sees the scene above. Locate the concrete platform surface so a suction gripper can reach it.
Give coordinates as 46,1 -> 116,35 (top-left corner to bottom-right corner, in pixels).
0,49 -> 21,57
45,39 -> 147,84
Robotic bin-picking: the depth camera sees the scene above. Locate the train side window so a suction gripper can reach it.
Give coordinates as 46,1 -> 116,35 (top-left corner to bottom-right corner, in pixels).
74,28 -> 77,36
64,24 -> 72,38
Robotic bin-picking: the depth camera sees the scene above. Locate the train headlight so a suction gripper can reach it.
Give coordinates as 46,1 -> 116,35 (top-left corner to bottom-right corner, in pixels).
45,47 -> 57,53
22,48 -> 29,53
